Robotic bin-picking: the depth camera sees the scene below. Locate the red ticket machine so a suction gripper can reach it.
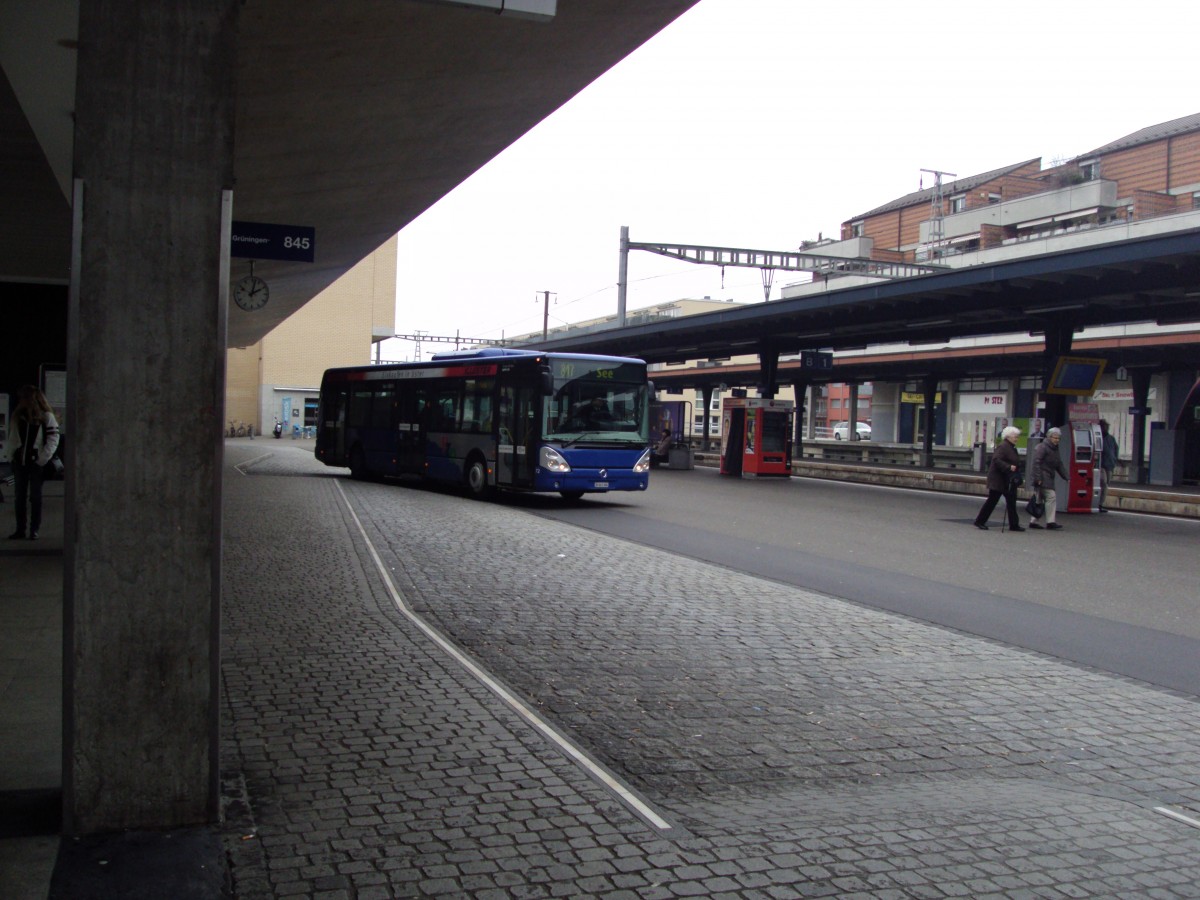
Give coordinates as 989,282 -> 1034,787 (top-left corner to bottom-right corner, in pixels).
720,398 -> 794,477
1065,420 -> 1103,513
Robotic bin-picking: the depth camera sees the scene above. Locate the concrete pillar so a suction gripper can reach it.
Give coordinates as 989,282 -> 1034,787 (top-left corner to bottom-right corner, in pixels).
790,379 -> 810,456
1041,324 -> 1073,429
1130,369 -> 1152,485
66,0 -> 236,833
701,384 -> 714,451
758,341 -> 779,399
921,376 -> 938,467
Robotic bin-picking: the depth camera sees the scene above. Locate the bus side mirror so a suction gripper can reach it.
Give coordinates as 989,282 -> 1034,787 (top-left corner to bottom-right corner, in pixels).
541,370 -> 554,395
648,380 -> 657,402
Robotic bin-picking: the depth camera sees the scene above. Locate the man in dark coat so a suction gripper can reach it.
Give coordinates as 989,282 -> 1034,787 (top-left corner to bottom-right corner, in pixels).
1098,419 -> 1119,512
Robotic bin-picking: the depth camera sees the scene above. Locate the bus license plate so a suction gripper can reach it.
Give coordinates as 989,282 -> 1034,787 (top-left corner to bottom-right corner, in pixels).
594,481 -> 608,488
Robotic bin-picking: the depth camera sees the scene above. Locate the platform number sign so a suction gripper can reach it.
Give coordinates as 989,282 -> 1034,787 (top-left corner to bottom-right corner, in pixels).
800,351 -> 833,371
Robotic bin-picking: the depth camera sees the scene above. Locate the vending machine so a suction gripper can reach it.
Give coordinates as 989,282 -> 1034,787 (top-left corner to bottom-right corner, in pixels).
1065,418 -> 1103,513
1065,403 -> 1099,513
719,397 -> 794,477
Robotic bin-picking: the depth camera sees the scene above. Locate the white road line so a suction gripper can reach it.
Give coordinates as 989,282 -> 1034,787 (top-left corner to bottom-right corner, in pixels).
334,480 -> 673,833
1154,806 -> 1200,830
233,452 -> 273,475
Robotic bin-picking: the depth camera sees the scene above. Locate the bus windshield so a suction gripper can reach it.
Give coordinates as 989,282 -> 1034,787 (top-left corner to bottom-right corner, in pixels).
543,359 -> 648,445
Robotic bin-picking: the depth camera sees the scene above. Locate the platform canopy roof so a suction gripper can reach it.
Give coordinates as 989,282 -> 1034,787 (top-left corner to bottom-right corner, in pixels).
526,228 -> 1200,373
0,0 -> 701,347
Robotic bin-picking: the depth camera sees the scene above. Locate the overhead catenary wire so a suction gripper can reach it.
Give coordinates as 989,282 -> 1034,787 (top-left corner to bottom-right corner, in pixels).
391,260 -> 770,354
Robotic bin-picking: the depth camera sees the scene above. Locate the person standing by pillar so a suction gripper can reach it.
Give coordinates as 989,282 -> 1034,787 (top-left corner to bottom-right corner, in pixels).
974,425 -> 1026,531
1029,427 -> 1069,530
6,385 -> 60,541
1098,419 -> 1118,512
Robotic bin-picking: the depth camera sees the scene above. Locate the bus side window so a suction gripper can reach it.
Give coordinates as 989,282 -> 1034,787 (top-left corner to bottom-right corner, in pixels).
349,389 -> 373,429
433,387 -> 459,432
371,385 -> 394,428
479,396 -> 493,434
461,378 -> 495,434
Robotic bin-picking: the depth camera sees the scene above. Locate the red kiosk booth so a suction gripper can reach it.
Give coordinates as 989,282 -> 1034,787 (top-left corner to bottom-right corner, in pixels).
719,397 -> 794,477
1065,402 -> 1103,513
1045,359 -> 1108,514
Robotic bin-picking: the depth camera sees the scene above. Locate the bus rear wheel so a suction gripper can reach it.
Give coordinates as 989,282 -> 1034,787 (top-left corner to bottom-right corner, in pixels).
465,456 -> 494,500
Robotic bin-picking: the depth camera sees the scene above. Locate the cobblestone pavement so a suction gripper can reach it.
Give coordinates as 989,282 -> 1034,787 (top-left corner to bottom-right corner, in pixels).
220,443 -> 1200,898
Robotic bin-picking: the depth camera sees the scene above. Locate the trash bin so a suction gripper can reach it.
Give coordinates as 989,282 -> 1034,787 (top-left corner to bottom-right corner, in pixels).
972,441 -> 987,472
667,445 -> 694,470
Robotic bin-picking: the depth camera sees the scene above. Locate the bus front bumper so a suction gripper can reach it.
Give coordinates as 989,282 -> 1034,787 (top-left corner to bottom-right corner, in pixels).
536,468 -> 649,493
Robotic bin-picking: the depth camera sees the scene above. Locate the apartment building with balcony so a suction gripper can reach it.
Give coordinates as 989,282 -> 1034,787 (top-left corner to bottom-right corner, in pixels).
838,112 -> 1200,261
773,112 -> 1200,461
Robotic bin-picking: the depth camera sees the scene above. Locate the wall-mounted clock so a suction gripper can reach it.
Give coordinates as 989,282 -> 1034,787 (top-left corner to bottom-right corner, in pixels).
234,268 -> 269,311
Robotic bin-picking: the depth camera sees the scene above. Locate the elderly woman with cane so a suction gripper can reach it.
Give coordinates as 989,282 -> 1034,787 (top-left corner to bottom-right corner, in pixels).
973,425 -> 1025,532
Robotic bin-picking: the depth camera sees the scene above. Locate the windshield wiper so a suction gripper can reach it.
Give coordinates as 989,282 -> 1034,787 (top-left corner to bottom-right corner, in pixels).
561,431 -> 603,447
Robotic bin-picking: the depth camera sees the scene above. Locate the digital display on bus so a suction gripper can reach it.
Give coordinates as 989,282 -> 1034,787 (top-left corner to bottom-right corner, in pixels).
549,359 -> 643,384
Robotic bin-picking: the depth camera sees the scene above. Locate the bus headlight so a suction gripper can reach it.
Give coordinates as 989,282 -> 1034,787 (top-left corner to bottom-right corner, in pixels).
540,446 -> 571,473
633,449 -> 651,474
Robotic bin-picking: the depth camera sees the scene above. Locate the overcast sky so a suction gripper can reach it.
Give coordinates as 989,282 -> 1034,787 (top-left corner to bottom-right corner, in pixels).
386,0 -> 1199,360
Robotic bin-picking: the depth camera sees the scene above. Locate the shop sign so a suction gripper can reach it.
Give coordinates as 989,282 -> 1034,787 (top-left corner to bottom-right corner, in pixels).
901,391 -> 943,404
958,393 -> 1007,414
1092,388 -> 1157,401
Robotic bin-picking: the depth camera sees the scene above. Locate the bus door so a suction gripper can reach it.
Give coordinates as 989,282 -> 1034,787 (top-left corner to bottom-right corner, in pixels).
496,383 -> 537,487
398,385 -> 428,474
320,388 -> 348,463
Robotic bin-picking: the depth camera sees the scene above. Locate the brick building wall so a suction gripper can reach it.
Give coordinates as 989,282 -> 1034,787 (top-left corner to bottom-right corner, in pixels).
984,171 -> 1045,203
851,161 -> 1045,256
1131,188 -> 1178,219
1098,141 -> 1170,195
1165,131 -> 1200,190
894,204 -> 921,250
979,223 -> 1006,250
843,117 -> 1200,257
1090,132 -> 1200,199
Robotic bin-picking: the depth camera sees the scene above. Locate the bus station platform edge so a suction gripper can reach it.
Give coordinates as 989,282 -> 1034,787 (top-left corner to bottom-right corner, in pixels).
691,451 -> 1200,520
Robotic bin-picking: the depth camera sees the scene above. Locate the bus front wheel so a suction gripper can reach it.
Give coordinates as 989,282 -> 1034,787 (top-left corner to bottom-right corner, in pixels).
465,456 -> 493,500
559,490 -> 585,502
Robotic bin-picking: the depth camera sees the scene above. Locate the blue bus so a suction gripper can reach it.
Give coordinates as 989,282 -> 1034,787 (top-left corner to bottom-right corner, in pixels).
315,349 -> 652,499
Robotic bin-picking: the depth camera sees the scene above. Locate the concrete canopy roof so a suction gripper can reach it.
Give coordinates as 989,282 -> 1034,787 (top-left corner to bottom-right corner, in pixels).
0,0 -> 701,348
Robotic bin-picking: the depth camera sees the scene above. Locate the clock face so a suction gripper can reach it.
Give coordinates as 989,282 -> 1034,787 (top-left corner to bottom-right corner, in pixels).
234,275 -> 269,311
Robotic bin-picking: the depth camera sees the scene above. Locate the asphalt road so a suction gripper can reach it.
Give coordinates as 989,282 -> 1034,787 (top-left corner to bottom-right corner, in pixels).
516,466 -> 1200,697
